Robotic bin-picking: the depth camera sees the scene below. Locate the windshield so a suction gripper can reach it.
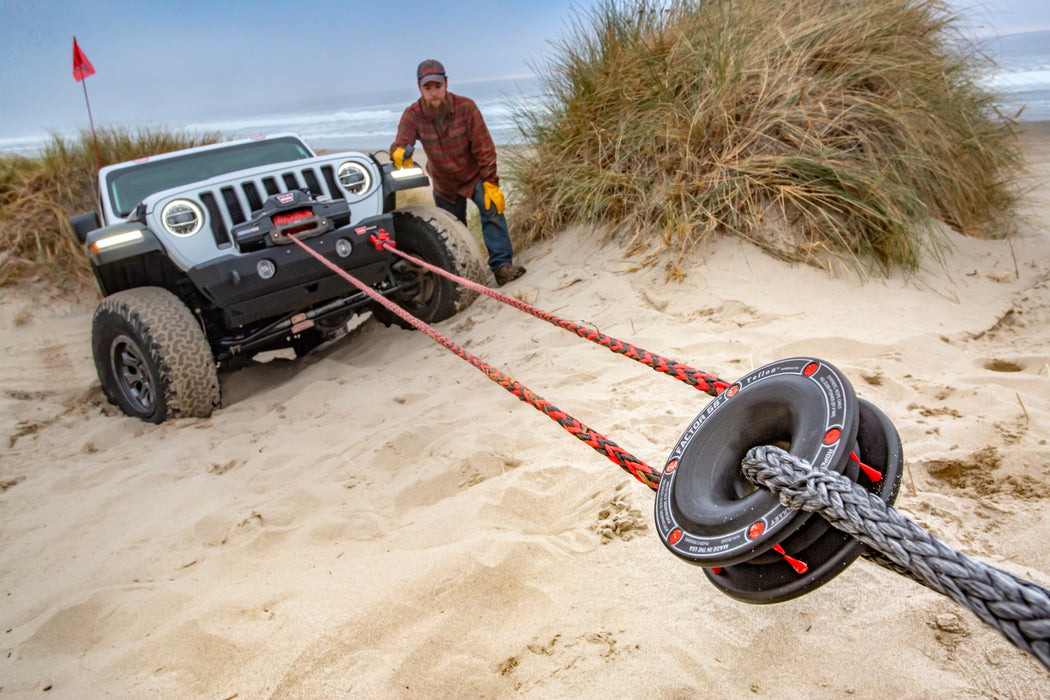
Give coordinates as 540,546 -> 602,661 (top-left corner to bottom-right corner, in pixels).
105,137 -> 313,217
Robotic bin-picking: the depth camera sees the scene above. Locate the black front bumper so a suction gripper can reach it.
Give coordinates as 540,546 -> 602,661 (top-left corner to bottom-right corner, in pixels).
187,213 -> 396,329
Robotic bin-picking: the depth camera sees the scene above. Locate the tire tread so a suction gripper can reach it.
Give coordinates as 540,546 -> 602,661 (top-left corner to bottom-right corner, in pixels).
93,286 -> 220,421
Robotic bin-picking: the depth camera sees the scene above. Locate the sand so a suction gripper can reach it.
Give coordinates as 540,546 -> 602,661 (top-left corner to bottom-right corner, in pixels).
2,126 -> 1050,697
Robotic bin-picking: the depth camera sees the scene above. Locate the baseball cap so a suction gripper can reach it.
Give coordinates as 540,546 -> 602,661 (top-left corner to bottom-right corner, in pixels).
417,59 -> 446,86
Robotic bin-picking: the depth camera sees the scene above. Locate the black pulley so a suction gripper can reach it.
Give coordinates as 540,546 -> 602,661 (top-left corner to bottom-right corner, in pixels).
655,358 -> 903,603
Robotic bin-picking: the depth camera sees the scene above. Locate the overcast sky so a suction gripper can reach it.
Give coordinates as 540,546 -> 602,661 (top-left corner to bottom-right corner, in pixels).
1,0 -> 1048,142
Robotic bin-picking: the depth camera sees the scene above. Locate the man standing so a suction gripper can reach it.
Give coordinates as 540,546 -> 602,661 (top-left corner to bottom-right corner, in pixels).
391,59 -> 526,286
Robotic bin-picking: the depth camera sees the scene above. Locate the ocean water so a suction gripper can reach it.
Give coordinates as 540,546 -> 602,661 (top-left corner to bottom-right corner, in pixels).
2,30 -> 1047,157
179,76 -> 544,155
981,29 -> 1050,121
0,77 -> 542,157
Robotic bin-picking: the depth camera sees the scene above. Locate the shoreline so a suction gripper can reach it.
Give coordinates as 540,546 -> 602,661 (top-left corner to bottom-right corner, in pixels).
5,118 -> 1050,159
1020,118 -> 1050,140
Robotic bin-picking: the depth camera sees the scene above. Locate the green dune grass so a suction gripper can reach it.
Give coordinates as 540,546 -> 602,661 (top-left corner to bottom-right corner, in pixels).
0,127 -> 219,288
506,0 -> 1024,277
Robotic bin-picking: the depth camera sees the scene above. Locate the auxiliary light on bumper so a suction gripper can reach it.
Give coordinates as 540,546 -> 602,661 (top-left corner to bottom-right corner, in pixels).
390,166 -> 425,180
89,230 -> 144,254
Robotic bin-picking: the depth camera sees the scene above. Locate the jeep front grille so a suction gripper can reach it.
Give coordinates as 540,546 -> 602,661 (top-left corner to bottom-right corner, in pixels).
243,182 -> 263,212
321,166 -> 340,197
221,186 -> 246,224
303,170 -> 322,197
199,192 -> 231,248
195,164 -> 349,250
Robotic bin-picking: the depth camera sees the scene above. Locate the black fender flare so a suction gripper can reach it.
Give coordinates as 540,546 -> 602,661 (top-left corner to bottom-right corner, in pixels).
85,222 -> 165,266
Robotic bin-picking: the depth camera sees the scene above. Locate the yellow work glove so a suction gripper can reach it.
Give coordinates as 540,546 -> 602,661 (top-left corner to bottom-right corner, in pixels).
392,147 -> 413,169
482,181 -> 505,215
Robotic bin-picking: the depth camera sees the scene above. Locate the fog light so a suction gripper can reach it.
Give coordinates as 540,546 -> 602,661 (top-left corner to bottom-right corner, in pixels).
335,238 -> 353,258
257,259 -> 276,279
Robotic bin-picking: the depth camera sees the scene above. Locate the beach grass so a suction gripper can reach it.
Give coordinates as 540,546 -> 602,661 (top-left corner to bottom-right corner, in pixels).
506,0 -> 1024,276
0,127 -> 220,289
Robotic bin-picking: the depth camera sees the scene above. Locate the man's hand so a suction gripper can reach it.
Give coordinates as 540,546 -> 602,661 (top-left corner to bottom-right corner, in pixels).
482,181 -> 505,215
393,147 -> 413,169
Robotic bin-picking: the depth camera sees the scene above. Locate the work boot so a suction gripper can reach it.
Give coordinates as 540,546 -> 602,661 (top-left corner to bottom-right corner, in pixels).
494,263 -> 526,286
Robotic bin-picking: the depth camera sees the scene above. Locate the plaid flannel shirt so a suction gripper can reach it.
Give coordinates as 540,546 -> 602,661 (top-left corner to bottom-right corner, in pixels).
391,93 -> 498,202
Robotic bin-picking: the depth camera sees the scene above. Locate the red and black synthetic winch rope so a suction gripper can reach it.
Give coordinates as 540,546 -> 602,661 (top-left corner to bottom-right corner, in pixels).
381,242 -> 731,397
288,232 -> 884,494
286,233 -> 662,490
288,230 -> 888,582
378,242 -> 889,483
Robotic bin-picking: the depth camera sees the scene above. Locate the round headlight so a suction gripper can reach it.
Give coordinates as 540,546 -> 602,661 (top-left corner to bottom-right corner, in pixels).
335,238 -> 353,258
161,199 -> 204,237
337,161 -> 372,196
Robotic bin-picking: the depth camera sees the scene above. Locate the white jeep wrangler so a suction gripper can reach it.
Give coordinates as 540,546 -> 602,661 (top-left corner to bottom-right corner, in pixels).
71,134 -> 484,422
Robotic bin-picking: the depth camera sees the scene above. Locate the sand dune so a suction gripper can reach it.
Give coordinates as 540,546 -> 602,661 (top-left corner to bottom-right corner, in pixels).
2,126 -> 1050,697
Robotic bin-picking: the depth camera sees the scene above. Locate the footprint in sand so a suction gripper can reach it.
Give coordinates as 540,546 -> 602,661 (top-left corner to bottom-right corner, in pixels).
593,482 -> 649,543
978,355 -> 1050,375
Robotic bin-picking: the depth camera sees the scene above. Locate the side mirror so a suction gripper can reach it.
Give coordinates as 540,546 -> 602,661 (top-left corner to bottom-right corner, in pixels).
70,211 -> 101,244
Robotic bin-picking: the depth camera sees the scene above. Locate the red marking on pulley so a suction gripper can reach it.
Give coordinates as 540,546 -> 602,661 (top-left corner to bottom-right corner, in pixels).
773,544 -> 809,574
850,451 -> 883,482
803,362 -> 819,377
748,522 -> 765,539
665,459 -> 679,473
669,529 -> 683,545
824,428 -> 841,445
727,385 -> 740,398
710,567 -> 723,575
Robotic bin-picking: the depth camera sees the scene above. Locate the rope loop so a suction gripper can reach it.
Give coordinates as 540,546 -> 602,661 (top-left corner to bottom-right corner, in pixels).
743,444 -> 1050,671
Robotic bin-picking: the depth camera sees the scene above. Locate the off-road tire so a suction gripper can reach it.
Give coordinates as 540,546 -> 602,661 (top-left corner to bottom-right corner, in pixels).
373,205 -> 486,328
92,286 -> 221,423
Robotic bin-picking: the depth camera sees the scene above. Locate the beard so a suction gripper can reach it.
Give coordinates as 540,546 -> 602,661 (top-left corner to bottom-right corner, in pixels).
422,94 -> 452,123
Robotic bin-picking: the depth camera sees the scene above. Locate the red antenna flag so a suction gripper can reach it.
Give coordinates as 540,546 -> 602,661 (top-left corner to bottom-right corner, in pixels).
72,37 -> 101,170
73,37 -> 95,82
